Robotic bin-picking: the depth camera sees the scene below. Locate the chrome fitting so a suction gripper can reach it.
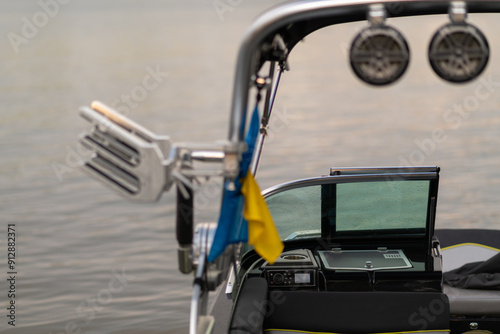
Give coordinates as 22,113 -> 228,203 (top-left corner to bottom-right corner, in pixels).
449,1 -> 467,23
368,4 -> 387,26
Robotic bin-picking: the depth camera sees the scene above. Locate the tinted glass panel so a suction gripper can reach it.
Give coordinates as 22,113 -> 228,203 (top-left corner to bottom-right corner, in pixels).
265,179 -> 430,240
266,185 -> 321,240
336,180 -> 429,232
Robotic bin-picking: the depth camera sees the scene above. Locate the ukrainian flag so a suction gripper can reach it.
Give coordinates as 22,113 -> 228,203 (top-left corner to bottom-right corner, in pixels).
208,105 -> 284,263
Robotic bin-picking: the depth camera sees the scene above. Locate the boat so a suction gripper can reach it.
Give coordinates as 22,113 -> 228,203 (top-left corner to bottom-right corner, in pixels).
76,1 -> 500,333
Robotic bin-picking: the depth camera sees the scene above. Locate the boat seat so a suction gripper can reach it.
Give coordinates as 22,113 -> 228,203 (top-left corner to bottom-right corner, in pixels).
264,291 -> 450,334
440,240 -> 500,316
443,284 -> 500,316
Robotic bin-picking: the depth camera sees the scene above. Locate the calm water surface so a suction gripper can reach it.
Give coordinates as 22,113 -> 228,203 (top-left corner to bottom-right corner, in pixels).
1,1 -> 500,333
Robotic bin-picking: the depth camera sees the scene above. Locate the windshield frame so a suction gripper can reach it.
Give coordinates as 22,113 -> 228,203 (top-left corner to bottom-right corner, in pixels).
262,167 -> 439,246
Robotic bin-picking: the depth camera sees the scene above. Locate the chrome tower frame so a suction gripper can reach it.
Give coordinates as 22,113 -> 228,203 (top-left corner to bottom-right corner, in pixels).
228,0 -> 500,143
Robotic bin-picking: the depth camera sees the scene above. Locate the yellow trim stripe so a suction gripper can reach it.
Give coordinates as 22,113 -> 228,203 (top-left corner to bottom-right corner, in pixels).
264,329 -> 450,334
441,242 -> 500,252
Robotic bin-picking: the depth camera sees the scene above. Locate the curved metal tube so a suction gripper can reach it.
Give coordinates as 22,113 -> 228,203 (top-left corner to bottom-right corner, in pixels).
228,0 -> 500,143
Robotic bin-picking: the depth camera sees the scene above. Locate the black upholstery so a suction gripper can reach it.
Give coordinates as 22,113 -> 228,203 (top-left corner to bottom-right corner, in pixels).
264,291 -> 450,333
229,277 -> 268,334
436,229 -> 500,316
436,229 -> 500,249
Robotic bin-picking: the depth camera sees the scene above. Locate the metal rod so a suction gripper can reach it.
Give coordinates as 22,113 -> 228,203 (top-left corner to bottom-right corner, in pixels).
266,66 -> 283,125
189,254 -> 206,334
262,61 -> 276,126
250,66 -> 284,175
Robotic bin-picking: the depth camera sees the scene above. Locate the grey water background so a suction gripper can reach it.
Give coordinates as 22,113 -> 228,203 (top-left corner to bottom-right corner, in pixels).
1,0 -> 500,333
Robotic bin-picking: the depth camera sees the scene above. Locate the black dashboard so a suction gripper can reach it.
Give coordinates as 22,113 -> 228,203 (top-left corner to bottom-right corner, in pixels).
257,246 -> 442,292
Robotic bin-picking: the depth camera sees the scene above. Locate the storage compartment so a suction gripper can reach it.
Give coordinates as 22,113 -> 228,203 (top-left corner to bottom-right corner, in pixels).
318,248 -> 413,271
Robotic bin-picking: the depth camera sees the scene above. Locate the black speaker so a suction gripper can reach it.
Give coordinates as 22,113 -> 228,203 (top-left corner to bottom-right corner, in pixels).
428,23 -> 489,83
350,25 -> 410,86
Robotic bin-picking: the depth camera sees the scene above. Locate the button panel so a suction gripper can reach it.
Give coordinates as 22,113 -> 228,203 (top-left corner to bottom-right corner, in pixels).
266,269 -> 316,288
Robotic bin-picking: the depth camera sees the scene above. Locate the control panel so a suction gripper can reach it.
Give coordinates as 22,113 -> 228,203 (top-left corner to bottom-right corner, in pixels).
266,269 -> 316,287
262,249 -> 319,289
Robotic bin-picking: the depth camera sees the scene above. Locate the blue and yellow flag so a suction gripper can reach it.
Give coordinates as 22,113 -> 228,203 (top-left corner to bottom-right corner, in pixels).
207,105 -> 284,263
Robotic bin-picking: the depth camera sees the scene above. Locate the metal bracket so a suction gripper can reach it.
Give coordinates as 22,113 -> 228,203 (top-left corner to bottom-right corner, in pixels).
79,101 -> 172,202
272,34 -> 290,71
368,4 -> 387,26
79,101 -> 243,202
449,1 -> 467,23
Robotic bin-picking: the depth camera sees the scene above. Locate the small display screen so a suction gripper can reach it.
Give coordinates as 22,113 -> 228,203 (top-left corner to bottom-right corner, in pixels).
294,273 -> 310,284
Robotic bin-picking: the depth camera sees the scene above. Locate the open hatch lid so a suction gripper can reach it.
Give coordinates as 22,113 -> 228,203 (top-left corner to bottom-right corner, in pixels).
263,166 -> 440,248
